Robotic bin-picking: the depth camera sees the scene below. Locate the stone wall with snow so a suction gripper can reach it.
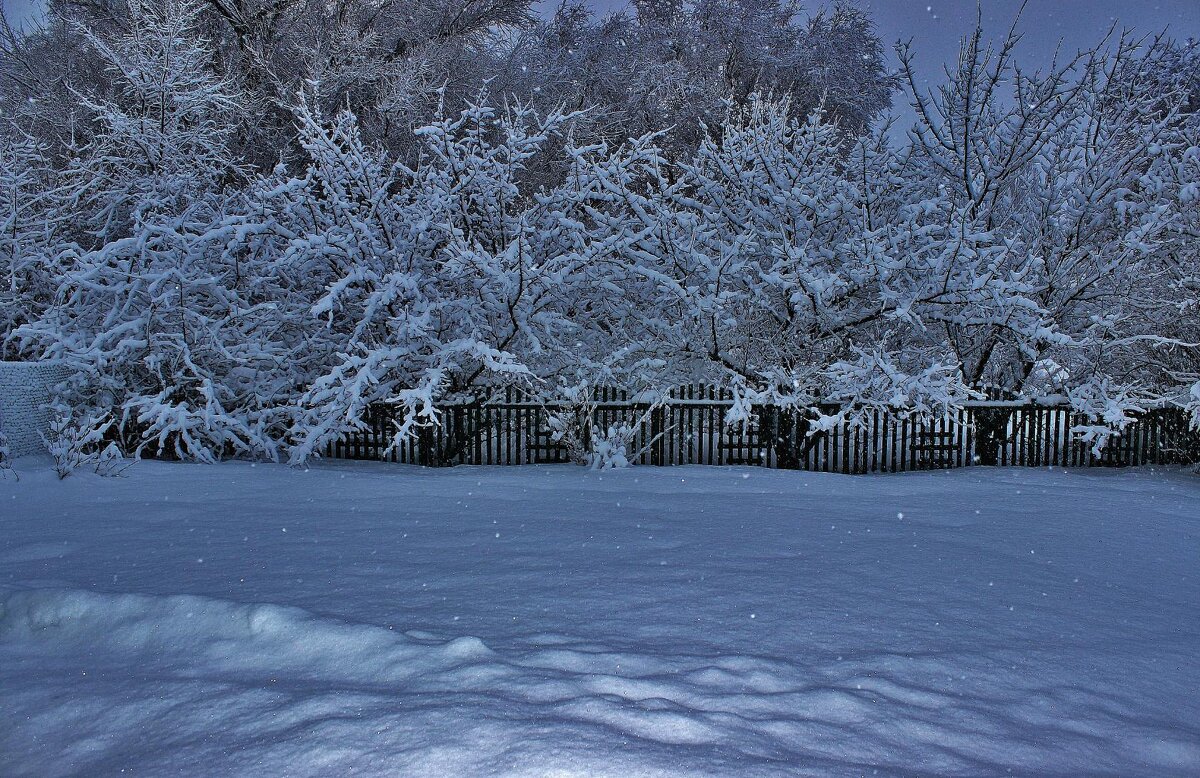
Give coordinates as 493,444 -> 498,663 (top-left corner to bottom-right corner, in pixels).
0,361 -> 74,457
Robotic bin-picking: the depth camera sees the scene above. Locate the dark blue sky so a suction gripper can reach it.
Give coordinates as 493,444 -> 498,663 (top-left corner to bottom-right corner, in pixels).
839,1 -> 1197,90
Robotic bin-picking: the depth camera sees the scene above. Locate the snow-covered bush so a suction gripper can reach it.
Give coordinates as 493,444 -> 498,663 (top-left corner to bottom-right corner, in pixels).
38,405 -> 131,478
278,93 -> 596,465
93,442 -> 132,477
545,384 -> 597,466
40,405 -> 114,479
1190,382 -> 1200,474
587,424 -> 634,471
1184,381 -> 1200,473
13,0 -> 279,463
544,385 -> 676,470
586,402 -> 669,470
42,411 -> 84,480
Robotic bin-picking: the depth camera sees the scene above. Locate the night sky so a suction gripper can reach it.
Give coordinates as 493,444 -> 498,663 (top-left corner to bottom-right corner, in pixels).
4,0 -> 1199,119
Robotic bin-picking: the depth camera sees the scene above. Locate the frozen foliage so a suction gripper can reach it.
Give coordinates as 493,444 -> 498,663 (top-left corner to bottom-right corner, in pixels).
92,442 -> 132,477
0,0 -> 893,172
14,0 -> 270,462
544,386 -> 662,469
898,25 -> 1200,400
1066,379 -> 1149,457
39,406 -> 82,479
586,425 -> 633,469
0,1 -> 1197,461
502,0 -> 894,160
279,94 -> 589,463
545,384 -> 598,466
588,404 -> 666,470
39,404 -> 115,479
2,461 -> 1199,773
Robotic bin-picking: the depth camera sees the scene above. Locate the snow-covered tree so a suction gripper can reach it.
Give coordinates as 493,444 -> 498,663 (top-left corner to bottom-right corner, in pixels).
498,0 -> 894,161
899,26 -> 1195,392
897,24 -> 1200,447
270,93 -> 605,464
15,0 -> 277,461
0,135 -> 58,359
61,0 -> 246,242
557,96 -> 982,460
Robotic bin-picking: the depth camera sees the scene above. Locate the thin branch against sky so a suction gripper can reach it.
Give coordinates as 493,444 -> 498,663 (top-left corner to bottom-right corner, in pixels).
527,0 -> 1199,130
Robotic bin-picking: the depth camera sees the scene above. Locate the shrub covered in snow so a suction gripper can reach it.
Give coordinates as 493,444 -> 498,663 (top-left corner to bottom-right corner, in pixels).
586,424 -> 634,470
39,404 -> 123,479
545,385 -> 597,467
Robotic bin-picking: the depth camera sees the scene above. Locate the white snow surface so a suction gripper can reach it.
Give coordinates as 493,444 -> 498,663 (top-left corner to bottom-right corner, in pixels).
1,460 -> 1198,776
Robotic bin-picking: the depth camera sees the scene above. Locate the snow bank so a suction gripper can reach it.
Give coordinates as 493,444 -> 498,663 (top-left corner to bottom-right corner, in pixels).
0,587 -> 497,686
2,462 -> 1199,775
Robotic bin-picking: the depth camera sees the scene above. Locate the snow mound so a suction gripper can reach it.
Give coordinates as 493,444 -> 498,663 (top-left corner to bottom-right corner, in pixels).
4,588 -> 832,775
4,585 -> 1199,776
0,588 -> 494,684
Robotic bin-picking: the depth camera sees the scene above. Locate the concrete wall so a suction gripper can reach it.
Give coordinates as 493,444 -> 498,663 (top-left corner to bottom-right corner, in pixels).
0,362 -> 74,457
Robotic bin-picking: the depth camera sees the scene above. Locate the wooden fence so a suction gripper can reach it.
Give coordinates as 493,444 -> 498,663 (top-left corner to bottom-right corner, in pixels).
325,385 -> 1200,472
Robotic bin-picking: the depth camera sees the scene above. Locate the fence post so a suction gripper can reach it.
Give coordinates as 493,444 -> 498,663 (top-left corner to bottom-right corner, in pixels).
417,425 -> 434,467
453,405 -> 466,465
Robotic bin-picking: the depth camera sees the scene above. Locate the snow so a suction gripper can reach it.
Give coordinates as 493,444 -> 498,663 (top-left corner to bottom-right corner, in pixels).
2,460 -> 1199,776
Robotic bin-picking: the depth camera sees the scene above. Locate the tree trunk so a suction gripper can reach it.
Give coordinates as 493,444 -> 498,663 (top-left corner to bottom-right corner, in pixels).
768,407 -> 808,470
973,407 -> 1011,466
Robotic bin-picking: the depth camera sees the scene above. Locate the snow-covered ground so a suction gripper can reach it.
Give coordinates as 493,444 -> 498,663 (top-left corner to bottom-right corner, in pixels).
1,460 -> 1198,776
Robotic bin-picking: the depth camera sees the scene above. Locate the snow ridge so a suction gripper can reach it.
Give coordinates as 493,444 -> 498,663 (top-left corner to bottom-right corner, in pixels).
4,585 -> 1198,776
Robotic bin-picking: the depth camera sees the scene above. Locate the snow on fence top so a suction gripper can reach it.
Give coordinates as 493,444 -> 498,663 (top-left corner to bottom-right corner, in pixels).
0,362 -> 74,457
